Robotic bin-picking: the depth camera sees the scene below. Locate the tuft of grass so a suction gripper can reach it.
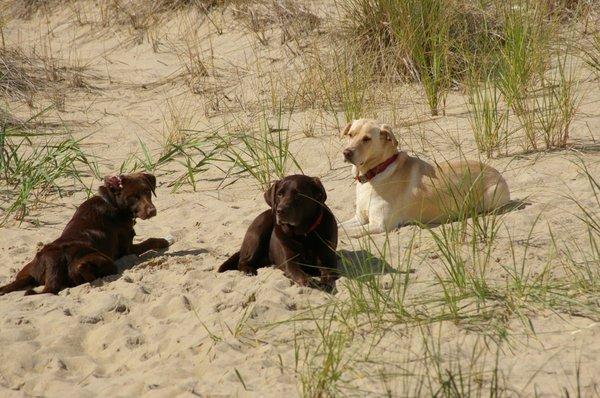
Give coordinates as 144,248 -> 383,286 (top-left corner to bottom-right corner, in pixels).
535,52 -> 580,149
220,107 -> 302,190
466,70 -> 509,158
233,0 -> 321,47
7,0 -> 55,19
556,159 -> 600,297
393,0 -> 452,116
296,305 -> 353,398
417,325 -> 506,397
339,0 -> 584,141
119,107 -> 303,193
0,116 -> 98,225
0,47 -> 96,108
176,15 -> 212,94
582,31 -> 600,78
119,131 -> 226,192
339,0 -> 454,115
160,98 -> 199,151
339,0 -> 500,116
101,0 -> 236,30
315,43 -> 375,124
496,1 -> 552,108
495,1 -> 557,151
462,1 -> 581,155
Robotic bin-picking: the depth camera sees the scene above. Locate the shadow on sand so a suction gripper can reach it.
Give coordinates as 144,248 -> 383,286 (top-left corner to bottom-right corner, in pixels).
336,249 -> 414,280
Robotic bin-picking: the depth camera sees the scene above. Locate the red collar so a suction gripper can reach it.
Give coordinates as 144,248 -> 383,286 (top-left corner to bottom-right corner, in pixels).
305,211 -> 324,234
355,152 -> 399,183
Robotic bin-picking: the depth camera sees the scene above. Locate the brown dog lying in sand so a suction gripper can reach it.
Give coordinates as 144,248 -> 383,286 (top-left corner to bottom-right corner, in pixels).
218,175 -> 338,288
0,172 -> 172,296
339,119 -> 510,238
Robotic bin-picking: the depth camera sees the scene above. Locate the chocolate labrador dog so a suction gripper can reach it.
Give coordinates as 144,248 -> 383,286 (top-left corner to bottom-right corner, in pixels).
218,175 -> 338,288
0,172 -> 171,296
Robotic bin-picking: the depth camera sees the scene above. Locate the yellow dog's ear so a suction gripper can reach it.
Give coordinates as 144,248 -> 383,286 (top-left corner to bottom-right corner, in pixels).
340,121 -> 353,138
380,124 -> 398,147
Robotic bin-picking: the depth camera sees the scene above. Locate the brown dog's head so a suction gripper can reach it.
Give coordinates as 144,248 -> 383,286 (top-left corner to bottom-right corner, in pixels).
340,119 -> 398,172
101,172 -> 158,220
264,175 -> 327,230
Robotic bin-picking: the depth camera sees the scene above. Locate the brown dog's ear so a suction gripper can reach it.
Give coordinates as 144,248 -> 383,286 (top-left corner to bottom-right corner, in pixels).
380,124 -> 398,147
312,177 -> 327,203
104,174 -> 123,192
340,121 -> 353,138
264,180 -> 280,208
141,172 -> 157,196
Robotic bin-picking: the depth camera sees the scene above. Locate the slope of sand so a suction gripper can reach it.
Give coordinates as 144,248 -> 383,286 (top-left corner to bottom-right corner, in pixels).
1,2 -> 599,396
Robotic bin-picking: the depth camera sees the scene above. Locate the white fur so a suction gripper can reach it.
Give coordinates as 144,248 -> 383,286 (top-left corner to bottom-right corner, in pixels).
339,159 -> 401,238
338,119 -> 510,239
164,235 -> 176,246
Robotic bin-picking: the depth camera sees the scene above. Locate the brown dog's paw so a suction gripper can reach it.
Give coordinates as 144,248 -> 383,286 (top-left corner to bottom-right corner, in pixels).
238,264 -> 258,275
291,275 -> 310,287
320,274 -> 338,288
163,235 -> 175,246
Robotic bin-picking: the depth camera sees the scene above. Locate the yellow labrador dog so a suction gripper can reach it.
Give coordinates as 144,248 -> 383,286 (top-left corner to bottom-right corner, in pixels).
339,119 -> 510,238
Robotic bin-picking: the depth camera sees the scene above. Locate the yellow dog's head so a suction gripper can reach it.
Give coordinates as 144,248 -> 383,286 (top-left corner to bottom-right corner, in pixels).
340,119 -> 399,172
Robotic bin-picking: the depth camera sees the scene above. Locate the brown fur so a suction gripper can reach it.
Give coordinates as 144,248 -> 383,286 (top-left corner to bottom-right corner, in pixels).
0,172 -> 170,296
218,175 -> 338,288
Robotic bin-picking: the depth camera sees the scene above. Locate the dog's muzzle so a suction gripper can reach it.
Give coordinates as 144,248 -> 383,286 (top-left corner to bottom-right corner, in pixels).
137,205 -> 157,220
276,207 -> 298,226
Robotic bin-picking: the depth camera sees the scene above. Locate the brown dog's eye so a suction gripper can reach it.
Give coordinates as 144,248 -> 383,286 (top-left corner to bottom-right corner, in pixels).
362,136 -> 371,142
277,192 -> 283,197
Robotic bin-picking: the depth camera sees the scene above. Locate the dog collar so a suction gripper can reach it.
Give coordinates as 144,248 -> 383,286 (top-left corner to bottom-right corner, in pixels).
305,211 -> 324,235
356,152 -> 399,183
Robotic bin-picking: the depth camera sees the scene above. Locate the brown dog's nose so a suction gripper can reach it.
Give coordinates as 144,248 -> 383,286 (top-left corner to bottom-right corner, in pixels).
147,206 -> 157,218
343,148 -> 354,160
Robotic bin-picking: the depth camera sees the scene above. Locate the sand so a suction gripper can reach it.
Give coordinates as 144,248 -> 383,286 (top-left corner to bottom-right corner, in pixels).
0,1 -> 599,396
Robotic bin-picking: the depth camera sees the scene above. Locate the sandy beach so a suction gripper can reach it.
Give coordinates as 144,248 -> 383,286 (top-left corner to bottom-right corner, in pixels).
1,1 -> 599,396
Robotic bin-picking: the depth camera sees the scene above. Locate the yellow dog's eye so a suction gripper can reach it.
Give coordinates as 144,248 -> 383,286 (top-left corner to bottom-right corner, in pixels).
362,136 -> 371,142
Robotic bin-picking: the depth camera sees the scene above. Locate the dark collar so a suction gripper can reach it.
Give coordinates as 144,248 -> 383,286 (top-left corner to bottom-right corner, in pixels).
305,210 -> 324,235
356,152 -> 399,183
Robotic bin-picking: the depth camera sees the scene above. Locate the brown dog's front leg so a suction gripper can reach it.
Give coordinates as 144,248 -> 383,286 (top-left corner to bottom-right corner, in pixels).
319,269 -> 338,289
131,238 -> 170,256
318,246 -> 339,289
280,261 -> 311,286
271,228 -> 312,287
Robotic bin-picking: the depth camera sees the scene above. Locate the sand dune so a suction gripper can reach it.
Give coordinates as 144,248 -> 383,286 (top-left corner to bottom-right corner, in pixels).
1,1 -> 599,396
